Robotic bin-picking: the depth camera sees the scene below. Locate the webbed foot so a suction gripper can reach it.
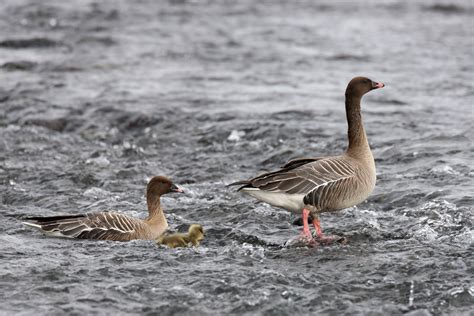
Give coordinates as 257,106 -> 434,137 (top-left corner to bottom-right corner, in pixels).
314,234 -> 348,245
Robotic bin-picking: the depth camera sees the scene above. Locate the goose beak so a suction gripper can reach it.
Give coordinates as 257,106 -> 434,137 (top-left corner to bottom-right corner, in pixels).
170,184 -> 184,193
372,82 -> 385,89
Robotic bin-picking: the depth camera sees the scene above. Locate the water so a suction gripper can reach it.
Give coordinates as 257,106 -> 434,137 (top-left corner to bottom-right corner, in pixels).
0,0 -> 473,315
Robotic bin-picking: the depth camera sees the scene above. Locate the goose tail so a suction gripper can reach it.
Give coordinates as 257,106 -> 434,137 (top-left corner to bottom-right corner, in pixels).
22,214 -> 88,238
22,221 -> 43,230
226,180 -> 252,191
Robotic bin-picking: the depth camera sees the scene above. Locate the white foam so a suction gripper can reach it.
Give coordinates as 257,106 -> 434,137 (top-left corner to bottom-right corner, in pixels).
85,156 -> 110,167
227,129 -> 245,142
430,165 -> 460,175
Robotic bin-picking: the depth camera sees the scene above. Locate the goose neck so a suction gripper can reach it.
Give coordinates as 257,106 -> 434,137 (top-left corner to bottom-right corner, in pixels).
345,94 -> 370,156
146,195 -> 164,221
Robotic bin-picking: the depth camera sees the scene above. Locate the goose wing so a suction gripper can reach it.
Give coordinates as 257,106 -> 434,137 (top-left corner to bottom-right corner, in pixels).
281,156 -> 324,169
23,212 -> 144,241
238,156 -> 356,197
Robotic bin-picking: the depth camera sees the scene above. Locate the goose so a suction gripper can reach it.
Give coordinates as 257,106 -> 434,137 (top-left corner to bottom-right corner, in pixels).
229,76 -> 384,245
22,176 -> 183,241
156,224 -> 205,248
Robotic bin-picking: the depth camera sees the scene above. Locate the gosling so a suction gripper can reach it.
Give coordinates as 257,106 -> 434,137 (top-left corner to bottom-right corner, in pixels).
156,224 -> 204,248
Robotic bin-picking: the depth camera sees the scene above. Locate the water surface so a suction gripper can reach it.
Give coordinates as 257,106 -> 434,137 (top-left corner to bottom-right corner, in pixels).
0,0 -> 472,315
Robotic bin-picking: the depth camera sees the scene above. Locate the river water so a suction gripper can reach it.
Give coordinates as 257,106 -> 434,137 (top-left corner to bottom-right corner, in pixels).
0,0 -> 472,315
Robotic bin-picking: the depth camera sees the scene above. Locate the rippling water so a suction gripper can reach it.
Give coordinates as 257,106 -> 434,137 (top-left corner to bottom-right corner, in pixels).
0,0 -> 473,315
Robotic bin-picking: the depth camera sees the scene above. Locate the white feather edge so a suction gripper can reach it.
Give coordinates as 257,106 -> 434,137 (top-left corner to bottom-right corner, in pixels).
22,221 -> 76,238
240,187 -> 305,213
23,219 -> 132,238
22,221 -> 42,229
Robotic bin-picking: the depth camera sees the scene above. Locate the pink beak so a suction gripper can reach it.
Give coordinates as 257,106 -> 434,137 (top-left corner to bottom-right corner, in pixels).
373,82 -> 385,89
171,184 -> 184,193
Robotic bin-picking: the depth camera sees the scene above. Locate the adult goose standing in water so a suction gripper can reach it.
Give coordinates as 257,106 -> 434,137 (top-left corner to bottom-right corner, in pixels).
229,77 -> 384,245
22,176 -> 183,241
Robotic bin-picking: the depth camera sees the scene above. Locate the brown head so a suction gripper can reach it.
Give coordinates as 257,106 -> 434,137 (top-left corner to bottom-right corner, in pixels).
147,176 -> 184,198
345,76 -> 384,98
188,224 -> 204,242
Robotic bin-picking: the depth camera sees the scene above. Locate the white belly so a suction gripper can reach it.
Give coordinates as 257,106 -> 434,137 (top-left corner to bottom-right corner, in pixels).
241,188 -> 304,213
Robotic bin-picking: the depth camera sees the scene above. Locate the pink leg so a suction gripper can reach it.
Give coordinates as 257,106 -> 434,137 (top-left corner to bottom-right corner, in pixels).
285,209 -> 318,247
312,218 -> 347,245
296,208 -> 317,246
312,218 -> 323,238
302,208 -> 312,238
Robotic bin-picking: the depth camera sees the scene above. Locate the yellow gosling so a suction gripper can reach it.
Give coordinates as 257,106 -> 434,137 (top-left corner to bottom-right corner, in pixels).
156,224 -> 204,248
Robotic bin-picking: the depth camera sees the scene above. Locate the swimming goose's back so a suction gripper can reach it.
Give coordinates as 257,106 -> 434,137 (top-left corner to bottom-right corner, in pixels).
23,212 -> 165,241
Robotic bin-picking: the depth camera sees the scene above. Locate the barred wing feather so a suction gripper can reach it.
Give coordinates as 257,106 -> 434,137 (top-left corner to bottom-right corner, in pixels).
23,212 -> 144,241
243,157 -> 357,209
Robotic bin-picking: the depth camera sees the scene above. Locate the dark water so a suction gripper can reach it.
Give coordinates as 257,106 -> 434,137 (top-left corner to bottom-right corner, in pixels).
0,0 -> 473,315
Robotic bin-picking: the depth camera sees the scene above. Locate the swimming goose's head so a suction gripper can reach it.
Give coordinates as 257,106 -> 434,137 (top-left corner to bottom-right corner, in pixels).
147,176 -> 184,198
345,76 -> 384,98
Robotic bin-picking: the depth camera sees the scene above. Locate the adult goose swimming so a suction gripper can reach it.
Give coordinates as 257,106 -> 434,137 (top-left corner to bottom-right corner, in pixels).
22,176 -> 183,241
229,76 -> 384,245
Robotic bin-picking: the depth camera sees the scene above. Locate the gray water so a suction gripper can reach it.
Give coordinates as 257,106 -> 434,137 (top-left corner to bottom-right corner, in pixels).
0,0 -> 473,315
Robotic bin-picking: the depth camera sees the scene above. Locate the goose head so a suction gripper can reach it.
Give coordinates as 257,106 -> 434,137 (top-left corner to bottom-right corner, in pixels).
147,176 -> 184,198
345,76 -> 384,98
